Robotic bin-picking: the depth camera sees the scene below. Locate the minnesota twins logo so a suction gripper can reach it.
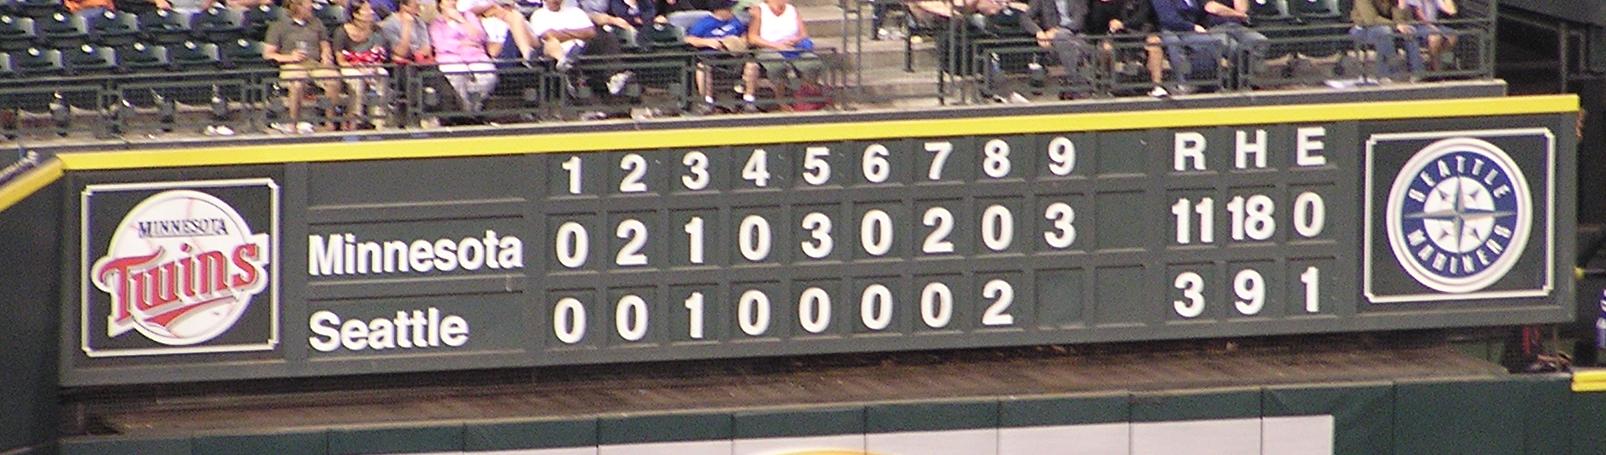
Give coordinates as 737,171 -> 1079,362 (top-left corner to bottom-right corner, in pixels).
1385,137 -> 1532,294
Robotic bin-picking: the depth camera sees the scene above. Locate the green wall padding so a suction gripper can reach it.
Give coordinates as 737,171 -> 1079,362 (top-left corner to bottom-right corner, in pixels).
866,400 -> 999,433
328,424 -> 464,455
598,412 -> 732,445
734,407 -> 866,439
1131,387 -> 1261,422
1264,382 -> 1393,455
998,392 -> 1130,428
1395,378 -> 1527,455
464,419 -> 598,451
193,430 -> 328,455
61,436 -> 190,455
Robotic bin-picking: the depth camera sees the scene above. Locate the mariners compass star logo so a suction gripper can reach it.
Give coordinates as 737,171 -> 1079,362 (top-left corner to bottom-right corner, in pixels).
1385,137 -> 1531,294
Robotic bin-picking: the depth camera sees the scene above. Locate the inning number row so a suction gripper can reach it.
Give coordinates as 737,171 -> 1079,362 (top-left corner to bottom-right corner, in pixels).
551,138 -> 1080,195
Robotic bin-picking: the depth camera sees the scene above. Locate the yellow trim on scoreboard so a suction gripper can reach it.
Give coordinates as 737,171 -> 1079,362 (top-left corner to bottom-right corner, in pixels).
1575,369 -> 1606,393
54,95 -> 1579,171
0,158 -> 63,213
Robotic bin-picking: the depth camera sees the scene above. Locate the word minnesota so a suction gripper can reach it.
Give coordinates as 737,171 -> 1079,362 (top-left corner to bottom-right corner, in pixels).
309,231 -> 524,276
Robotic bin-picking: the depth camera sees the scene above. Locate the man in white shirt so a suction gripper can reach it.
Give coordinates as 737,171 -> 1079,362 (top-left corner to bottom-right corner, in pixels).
527,0 -> 596,68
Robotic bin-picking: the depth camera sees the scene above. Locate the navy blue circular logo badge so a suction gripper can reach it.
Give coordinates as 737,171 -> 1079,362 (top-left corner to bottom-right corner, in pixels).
1385,137 -> 1531,294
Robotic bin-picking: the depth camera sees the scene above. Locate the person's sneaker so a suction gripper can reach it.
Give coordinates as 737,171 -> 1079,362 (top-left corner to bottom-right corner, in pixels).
209,124 -> 236,136
1170,84 -> 1196,96
204,125 -> 219,136
554,56 -> 574,72
1008,92 -> 1030,104
579,111 -> 609,121
1148,85 -> 1170,98
296,121 -> 315,135
607,71 -> 635,95
692,102 -> 716,115
270,122 -> 295,134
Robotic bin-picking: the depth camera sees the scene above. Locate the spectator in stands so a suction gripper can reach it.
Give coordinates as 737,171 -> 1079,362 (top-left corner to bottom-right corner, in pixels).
1090,0 -> 1167,97
456,0 -> 541,60
432,0 -> 499,116
333,0 -> 391,129
743,0 -> 816,112
684,0 -> 745,113
657,0 -> 713,30
1151,0 -> 1263,91
1404,0 -> 1456,71
1021,0 -> 1091,97
579,0 -> 636,43
1350,0 -> 1420,81
528,0 -> 597,69
264,0 -> 344,134
383,0 -> 433,63
607,0 -> 656,32
385,0 -> 464,125
66,0 -> 117,29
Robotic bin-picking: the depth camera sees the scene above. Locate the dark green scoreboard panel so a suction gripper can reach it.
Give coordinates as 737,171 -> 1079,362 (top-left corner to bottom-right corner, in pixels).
57,105 -> 1579,385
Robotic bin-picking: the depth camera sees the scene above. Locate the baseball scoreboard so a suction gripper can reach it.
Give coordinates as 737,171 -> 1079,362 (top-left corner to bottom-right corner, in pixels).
53,97 -> 1579,386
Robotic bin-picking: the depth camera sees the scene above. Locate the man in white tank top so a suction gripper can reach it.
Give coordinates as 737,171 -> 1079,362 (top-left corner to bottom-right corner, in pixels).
740,0 -> 820,111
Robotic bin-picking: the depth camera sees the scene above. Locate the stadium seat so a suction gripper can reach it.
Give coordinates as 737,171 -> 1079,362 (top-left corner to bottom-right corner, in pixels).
11,0 -> 61,18
1290,0 -> 1342,23
190,5 -> 242,42
636,23 -> 689,53
1247,0 -> 1295,25
10,46 -> 62,76
0,51 -> 13,77
117,41 -> 168,72
138,9 -> 191,45
312,2 -> 344,29
0,15 -> 34,51
166,40 -> 218,70
36,11 -> 88,48
241,4 -> 281,40
218,38 -> 268,69
62,42 -> 114,74
88,10 -> 138,47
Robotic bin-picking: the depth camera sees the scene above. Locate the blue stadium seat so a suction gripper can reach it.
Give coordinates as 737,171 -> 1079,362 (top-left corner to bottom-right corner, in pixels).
62,42 -> 114,74
12,0 -> 61,18
241,4 -> 281,40
218,38 -> 268,69
166,40 -> 218,71
0,15 -> 34,51
312,2 -> 344,29
190,5 -> 242,42
117,41 -> 167,72
138,9 -> 191,45
89,9 -> 137,46
10,46 -> 62,76
36,11 -> 88,47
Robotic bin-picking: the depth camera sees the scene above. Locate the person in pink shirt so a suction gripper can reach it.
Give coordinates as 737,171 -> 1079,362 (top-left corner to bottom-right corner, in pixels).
431,0 -> 500,116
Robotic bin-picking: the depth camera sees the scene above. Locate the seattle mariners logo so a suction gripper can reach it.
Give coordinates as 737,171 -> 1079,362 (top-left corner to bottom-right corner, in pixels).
1384,137 -> 1531,294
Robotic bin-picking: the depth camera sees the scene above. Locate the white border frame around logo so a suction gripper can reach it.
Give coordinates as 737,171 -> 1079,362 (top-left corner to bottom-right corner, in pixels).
1363,128 -> 1555,304
80,178 -> 281,357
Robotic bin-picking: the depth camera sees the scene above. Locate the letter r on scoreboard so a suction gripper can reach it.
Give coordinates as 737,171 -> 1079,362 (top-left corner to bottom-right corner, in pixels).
79,179 -> 281,358
1362,129 -> 1556,304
